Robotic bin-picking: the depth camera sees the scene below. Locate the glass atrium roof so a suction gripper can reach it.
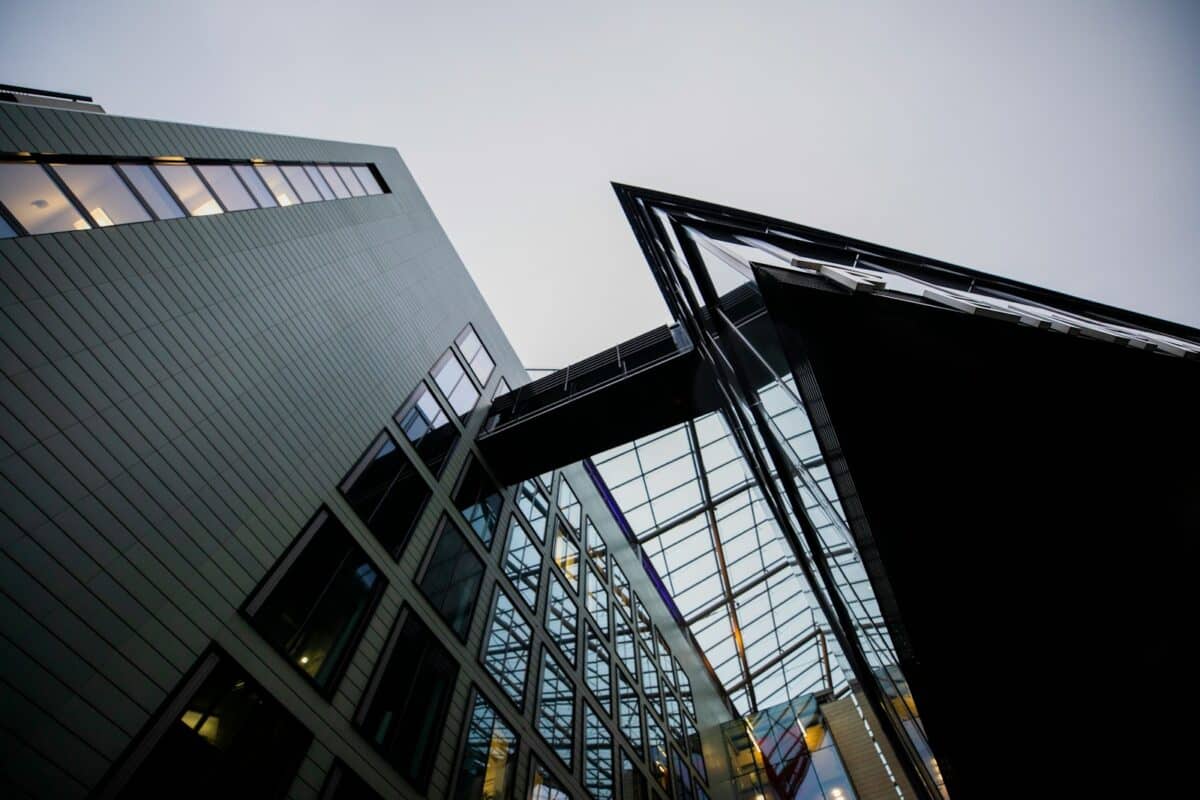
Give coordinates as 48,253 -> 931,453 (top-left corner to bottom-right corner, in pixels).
593,377 -> 885,714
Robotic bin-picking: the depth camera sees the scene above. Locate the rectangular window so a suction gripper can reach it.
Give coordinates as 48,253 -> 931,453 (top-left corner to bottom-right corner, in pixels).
396,381 -> 460,478
318,164 -> 352,198
196,164 -> 257,211
156,163 -> 222,215
433,349 -> 481,421
454,458 -> 504,548
456,323 -> 495,385
502,518 -> 541,610
676,657 -> 696,720
546,574 -> 577,665
234,164 -> 276,208
615,613 -> 637,677
657,633 -> 674,687
118,163 -> 186,219
536,652 -> 575,769
585,563 -> 609,637
418,517 -> 485,640
0,162 -> 90,233
340,431 -> 431,558
617,672 -> 643,756
557,479 -> 582,530
671,750 -> 694,800
528,760 -> 570,800
280,164 -> 322,202
687,717 -> 707,783
647,717 -> 671,794
515,479 -> 550,541
255,164 -> 299,206
104,649 -> 311,799
337,165 -> 366,196
353,164 -> 384,195
619,750 -> 649,800
244,509 -> 385,694
50,163 -> 150,225
304,164 -> 336,200
665,693 -> 684,742
634,595 -> 653,649
481,588 -> 531,707
356,608 -> 458,792
321,760 -> 383,799
585,518 -> 607,578
613,561 -> 632,617
583,704 -> 615,800
552,522 -> 580,591
640,646 -> 660,713
453,690 -> 518,800
584,626 -> 611,713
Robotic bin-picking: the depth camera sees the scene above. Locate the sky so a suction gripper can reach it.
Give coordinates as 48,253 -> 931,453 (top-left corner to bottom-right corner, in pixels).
3,0 -> 1198,368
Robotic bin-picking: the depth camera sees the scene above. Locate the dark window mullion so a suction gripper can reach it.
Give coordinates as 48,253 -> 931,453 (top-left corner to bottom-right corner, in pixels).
42,162 -> 100,229
0,200 -> 29,236
191,164 -> 230,213
149,163 -> 192,215
229,163 -> 265,209
108,161 -> 159,220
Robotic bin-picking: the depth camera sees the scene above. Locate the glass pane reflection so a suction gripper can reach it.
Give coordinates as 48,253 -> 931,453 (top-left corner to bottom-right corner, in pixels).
418,518 -> 485,640
453,691 -> 518,800
0,162 -> 90,233
196,164 -> 256,211
118,163 -> 186,219
536,653 -> 575,768
546,575 -> 577,665
502,519 -> 541,610
481,589 -> 531,707
583,705 -> 614,800
51,163 -> 150,225
156,164 -> 222,215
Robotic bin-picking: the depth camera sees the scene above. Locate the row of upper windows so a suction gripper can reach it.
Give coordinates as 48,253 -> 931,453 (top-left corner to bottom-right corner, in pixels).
97,321 -> 709,799
0,155 -> 387,238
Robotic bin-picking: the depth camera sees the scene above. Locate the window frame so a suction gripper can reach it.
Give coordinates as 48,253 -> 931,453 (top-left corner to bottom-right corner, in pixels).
416,513 -> 487,642
448,684 -> 522,800
479,583 -> 534,712
337,428 -> 433,560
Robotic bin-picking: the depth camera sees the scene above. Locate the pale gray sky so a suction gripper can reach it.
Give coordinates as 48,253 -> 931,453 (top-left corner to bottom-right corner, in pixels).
4,1 -> 1198,368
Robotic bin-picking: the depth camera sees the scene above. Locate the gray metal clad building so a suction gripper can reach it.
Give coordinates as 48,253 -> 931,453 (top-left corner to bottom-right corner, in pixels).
0,89 -> 731,799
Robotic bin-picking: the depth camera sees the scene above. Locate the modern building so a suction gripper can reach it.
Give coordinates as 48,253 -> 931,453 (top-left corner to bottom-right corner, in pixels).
1,85 -> 1197,800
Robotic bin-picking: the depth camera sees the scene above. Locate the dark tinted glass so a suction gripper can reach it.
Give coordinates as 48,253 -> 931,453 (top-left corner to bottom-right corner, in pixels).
618,673 -> 643,755
502,518 -> 541,610
357,610 -> 458,791
280,165 -> 322,202
620,751 -> 649,800
481,589 -> 531,706
115,652 -> 311,800
453,691 -> 518,800
51,163 -> 151,225
196,164 -> 256,210
321,760 -> 383,800
536,653 -> 575,769
340,431 -> 430,558
156,163 -> 222,215
546,574 -> 577,665
247,511 -> 384,692
396,381 -> 460,477
515,479 -> 549,541
304,165 -> 336,200
454,459 -> 503,548
671,750 -> 694,800
432,349 -> 480,420
234,164 -> 276,208
118,163 -> 186,219
584,626 -> 611,713
0,162 -> 90,233
583,705 -> 614,800
418,518 -> 485,639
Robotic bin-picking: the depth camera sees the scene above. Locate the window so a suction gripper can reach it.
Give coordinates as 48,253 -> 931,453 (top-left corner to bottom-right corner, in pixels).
558,479 -> 582,530
255,164 -> 299,206
482,588 -> 531,707
671,750 -> 694,800
453,690 -> 518,800
657,634 -> 674,687
104,649 -> 311,799
433,349 -> 481,421
687,717 -> 707,783
118,163 -> 186,219
156,163 -> 222,215
665,693 -> 684,742
584,626 -> 611,713
320,760 -> 383,800
0,213 -> 14,238
583,705 -> 614,800
613,562 -> 632,617
196,164 -> 256,211
0,162 -> 90,233
280,164 -> 322,202
585,518 -> 607,578
234,164 -> 276,208
640,646 -> 660,714
454,458 -> 504,548
337,165 -> 366,196
418,517 -> 485,640
647,717 -> 671,794
456,324 -> 495,385
318,165 -> 352,199
353,164 -> 385,194
538,471 -> 555,491
617,672 -> 643,755
304,164 -> 336,200
676,657 -> 697,720
585,563 -> 609,637
536,652 -> 575,769
396,381 -> 460,478
619,750 -> 649,800
502,518 -> 541,610
528,760 -> 570,800
615,614 -> 637,677
552,522 -> 580,591
340,431 -> 431,558
50,163 -> 150,225
245,510 -> 385,694
515,480 -> 550,541
546,574 -> 577,665
634,595 -> 653,647
356,608 -> 458,792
